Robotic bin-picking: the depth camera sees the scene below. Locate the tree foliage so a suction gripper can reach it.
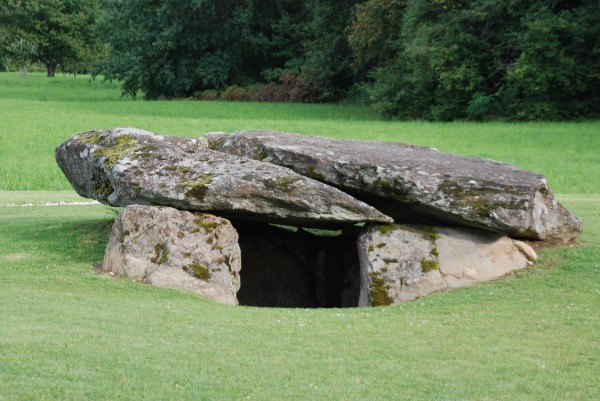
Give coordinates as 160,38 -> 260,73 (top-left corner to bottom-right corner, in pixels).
7,38 -> 37,77
358,0 -> 599,120
95,0 -> 360,101
96,0 -> 306,99
0,0 -> 106,77
296,0 -> 362,102
3,0 -> 595,120
500,2 -> 600,119
348,0 -> 406,71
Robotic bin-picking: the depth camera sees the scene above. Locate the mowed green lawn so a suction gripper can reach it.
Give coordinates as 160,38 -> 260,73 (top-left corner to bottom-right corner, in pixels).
0,73 -> 598,400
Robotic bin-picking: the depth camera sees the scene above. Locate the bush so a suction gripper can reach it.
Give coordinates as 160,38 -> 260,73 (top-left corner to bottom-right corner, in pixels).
197,90 -> 221,101
280,72 -> 311,102
222,85 -> 248,101
258,83 -> 286,102
466,93 -> 495,120
244,85 -> 262,101
342,82 -> 371,106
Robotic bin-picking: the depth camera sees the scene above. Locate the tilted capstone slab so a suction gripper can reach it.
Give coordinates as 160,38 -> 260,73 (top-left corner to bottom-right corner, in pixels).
206,130 -> 582,242
55,128 -> 392,227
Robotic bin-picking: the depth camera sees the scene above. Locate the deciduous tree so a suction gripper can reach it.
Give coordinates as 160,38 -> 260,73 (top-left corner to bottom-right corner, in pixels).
0,0 -> 105,77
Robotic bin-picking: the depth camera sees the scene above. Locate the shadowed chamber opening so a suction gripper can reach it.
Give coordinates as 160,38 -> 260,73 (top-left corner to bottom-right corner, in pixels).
231,221 -> 362,308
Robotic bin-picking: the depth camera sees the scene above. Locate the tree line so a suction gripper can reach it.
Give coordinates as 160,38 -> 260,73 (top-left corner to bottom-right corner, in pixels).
1,0 -> 598,120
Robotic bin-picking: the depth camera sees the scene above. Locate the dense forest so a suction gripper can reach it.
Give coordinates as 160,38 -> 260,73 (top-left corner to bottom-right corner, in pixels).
1,0 -> 598,120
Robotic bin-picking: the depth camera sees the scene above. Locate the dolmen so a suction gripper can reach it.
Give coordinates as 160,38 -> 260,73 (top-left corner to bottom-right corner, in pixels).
56,128 -> 582,307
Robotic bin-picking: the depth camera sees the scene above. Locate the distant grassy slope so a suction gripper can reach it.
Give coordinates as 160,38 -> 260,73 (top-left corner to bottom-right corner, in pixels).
1,72 -> 599,193
0,192 -> 598,401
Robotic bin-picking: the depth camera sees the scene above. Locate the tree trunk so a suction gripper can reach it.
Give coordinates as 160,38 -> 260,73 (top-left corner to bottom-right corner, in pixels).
47,63 -> 57,77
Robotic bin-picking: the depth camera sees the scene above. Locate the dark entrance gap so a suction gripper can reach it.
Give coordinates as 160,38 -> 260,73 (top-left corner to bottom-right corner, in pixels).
231,220 -> 362,308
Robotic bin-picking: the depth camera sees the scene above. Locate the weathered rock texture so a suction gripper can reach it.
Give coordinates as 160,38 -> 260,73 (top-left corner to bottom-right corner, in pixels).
357,224 -> 538,305
206,130 -> 582,242
55,127 -> 581,307
102,205 -> 241,305
55,128 -> 392,227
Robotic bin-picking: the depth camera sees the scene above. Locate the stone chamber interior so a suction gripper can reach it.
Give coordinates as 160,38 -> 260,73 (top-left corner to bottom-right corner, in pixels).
231,220 -> 364,308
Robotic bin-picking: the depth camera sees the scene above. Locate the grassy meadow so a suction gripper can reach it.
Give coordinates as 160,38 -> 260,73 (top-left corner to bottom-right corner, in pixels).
0,72 -> 599,400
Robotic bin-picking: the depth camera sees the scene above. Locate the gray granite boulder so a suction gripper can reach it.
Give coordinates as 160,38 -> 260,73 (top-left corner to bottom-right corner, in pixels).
102,205 -> 241,304
55,128 -> 392,227
206,130 -> 582,242
357,224 -> 538,305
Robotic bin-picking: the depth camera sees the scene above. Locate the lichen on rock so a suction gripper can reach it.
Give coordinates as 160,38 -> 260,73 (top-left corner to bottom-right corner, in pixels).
357,223 -> 534,305
55,127 -> 578,308
206,130 -> 582,242
56,128 -> 392,227
101,205 -> 241,305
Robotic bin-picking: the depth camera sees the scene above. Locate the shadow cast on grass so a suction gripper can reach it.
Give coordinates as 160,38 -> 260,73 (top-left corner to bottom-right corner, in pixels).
2,215 -> 114,267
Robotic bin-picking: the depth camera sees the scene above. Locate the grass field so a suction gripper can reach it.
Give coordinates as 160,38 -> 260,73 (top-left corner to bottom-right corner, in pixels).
1,73 -> 599,400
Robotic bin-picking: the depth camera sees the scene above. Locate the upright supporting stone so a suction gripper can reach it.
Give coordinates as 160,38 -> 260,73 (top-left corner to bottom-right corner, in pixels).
102,205 -> 241,305
357,224 -> 538,305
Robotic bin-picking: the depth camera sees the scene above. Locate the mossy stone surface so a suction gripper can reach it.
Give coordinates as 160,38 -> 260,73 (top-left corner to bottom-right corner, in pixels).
58,128 -> 392,227
369,272 -> 393,306
183,264 -> 212,280
205,130 -> 582,241
101,205 -> 241,305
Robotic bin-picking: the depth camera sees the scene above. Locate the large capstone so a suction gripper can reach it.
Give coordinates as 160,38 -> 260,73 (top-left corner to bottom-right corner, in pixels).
357,224 -> 538,305
206,130 -> 582,242
55,128 -> 392,228
102,205 -> 241,305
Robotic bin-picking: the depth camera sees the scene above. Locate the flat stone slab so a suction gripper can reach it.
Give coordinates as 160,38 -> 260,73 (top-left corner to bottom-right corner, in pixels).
206,130 -> 582,242
357,224 -> 538,305
102,205 -> 241,304
55,128 -> 392,227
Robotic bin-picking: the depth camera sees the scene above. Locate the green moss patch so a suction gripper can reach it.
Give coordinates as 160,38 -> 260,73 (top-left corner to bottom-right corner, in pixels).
94,135 -> 138,168
263,176 -> 302,192
185,174 -> 214,200
306,164 -> 325,181
151,243 -> 169,265
413,225 -> 440,241
421,258 -> 439,273
77,131 -> 104,145
439,179 -> 505,217
94,178 -> 113,197
377,224 -> 396,235
183,264 -> 211,280
119,230 -> 130,244
369,271 -> 393,306
253,146 -> 268,161
193,214 -> 222,233
372,177 -> 408,202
